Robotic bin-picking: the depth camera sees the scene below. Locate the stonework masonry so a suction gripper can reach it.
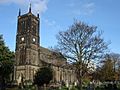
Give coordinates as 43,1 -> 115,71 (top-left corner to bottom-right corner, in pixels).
14,7 -> 76,86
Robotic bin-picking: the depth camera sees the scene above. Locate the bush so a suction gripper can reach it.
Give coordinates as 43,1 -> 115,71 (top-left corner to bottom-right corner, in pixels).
70,86 -> 78,90
34,67 -> 53,87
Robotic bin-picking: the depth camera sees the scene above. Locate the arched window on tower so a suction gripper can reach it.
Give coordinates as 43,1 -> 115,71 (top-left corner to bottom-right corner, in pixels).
32,53 -> 36,64
32,24 -> 37,36
19,47 -> 26,65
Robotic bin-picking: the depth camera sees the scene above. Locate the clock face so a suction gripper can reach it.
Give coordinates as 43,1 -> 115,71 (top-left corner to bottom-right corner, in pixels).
33,38 -> 36,42
21,37 -> 24,41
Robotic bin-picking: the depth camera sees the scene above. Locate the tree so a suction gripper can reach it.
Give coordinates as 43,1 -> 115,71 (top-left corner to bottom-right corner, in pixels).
108,53 -> 120,81
0,35 -> 14,90
95,53 -> 120,82
100,54 -> 115,81
109,53 -> 120,73
56,20 -> 108,90
34,67 -> 53,89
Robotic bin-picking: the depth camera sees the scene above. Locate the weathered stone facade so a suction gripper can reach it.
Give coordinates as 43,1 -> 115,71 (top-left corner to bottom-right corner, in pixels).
14,7 -> 76,86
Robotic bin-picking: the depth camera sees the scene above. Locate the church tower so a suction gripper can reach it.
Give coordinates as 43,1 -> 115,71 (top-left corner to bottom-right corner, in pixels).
14,5 -> 40,83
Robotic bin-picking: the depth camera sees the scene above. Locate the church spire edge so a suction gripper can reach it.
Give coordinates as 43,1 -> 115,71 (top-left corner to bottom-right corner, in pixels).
29,3 -> 31,13
18,8 -> 21,16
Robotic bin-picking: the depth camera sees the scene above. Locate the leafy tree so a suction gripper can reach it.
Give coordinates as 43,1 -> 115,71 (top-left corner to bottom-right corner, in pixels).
33,67 -> 53,88
56,20 -> 108,90
0,35 -> 14,90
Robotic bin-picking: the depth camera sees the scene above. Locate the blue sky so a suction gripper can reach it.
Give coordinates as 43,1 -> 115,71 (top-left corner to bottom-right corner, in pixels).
0,0 -> 120,53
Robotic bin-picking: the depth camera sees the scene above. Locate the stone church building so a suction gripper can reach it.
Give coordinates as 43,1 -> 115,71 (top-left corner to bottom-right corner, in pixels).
14,6 -> 76,86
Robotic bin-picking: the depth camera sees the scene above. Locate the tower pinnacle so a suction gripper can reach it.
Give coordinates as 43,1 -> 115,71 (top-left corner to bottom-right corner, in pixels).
18,8 -> 21,16
29,3 -> 31,13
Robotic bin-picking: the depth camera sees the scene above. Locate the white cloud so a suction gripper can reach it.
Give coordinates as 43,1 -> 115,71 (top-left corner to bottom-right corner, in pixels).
0,0 -> 49,15
67,3 -> 75,7
0,0 -> 26,4
82,2 -> 95,15
30,0 -> 48,15
43,19 -> 56,26
42,18 -> 61,30
67,1 -> 95,16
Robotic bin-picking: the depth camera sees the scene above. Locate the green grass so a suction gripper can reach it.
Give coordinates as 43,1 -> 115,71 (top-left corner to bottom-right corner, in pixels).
6,87 -> 18,90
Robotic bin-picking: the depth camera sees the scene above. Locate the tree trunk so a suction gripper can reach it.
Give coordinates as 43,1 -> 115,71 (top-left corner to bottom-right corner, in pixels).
44,84 -> 47,90
79,79 -> 82,90
76,66 -> 83,90
0,77 -> 6,90
77,77 -> 82,90
37,86 -> 41,90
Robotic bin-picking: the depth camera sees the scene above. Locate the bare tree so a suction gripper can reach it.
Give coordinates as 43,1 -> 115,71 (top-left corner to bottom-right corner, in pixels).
56,20 -> 108,90
108,53 -> 120,81
95,53 -> 120,82
109,53 -> 120,72
99,54 -> 115,81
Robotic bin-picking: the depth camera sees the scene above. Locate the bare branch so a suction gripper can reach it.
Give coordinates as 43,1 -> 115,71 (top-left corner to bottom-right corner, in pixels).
56,20 -> 109,88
